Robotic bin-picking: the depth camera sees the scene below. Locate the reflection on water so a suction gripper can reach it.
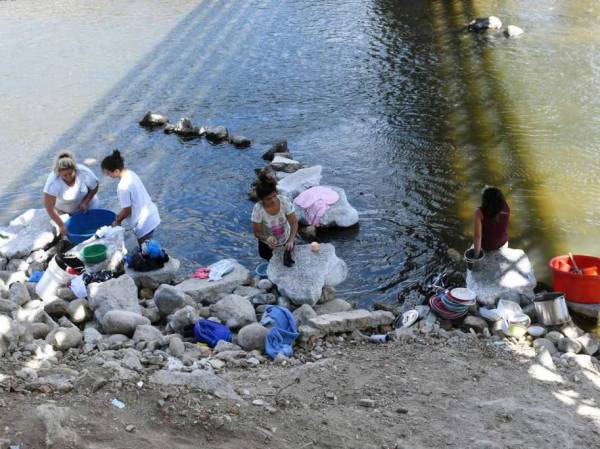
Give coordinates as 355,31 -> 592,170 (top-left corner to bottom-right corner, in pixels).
0,0 -> 599,305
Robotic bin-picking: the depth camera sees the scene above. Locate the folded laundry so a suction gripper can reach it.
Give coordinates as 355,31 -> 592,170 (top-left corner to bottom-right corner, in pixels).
192,267 -> 211,279
293,186 -> 339,227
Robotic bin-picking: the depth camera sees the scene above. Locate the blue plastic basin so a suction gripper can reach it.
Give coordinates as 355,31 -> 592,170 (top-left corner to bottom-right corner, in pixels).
65,209 -> 116,244
255,262 -> 269,279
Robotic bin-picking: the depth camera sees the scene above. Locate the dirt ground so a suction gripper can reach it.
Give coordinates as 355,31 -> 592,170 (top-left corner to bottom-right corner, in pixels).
2,332 -> 600,449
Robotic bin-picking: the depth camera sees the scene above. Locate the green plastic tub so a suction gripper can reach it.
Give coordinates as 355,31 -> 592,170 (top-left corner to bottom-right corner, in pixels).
81,243 -> 108,264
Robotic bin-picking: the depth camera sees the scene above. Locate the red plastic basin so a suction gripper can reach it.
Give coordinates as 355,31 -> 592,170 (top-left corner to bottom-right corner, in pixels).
549,255 -> 600,303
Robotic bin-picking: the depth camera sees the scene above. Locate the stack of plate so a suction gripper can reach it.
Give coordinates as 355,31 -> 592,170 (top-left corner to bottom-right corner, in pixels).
429,287 -> 477,320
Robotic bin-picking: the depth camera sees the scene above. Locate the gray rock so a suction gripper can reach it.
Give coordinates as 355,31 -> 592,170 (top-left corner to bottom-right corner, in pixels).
468,16 -> 502,32
527,325 -> 547,338
57,316 -> 75,328
36,404 -> 80,449
277,166 -> 322,199
536,348 -> 556,370
139,111 -> 169,127
0,209 -> 58,259
293,304 -> 317,326
176,259 -> 250,303
463,315 -> 488,333
560,322 -> 584,340
577,333 -> 599,356
262,140 -> 288,162
7,258 -> 29,272
558,337 -> 582,354
102,310 -> 150,336
141,306 -> 161,324
229,135 -> 251,148
125,257 -> 180,289
237,323 -> 269,352
268,243 -> 347,306
31,322 -> 50,339
270,155 -> 303,173
214,340 -> 241,353
9,281 -> 31,306
121,349 -> 143,371
57,287 -> 76,301
546,331 -> 564,344
319,285 -> 336,303
252,293 -> 277,306
308,310 -> 394,334
257,279 -> 273,290
205,125 -> 229,144
169,336 -> 185,358
132,324 -> 162,343
561,353 -> 595,370
315,298 -> 352,315
504,25 -> 524,38
532,338 -> 558,355
466,247 -> 536,306
88,274 -> 140,322
149,369 -> 241,400
234,285 -> 262,300
209,294 -> 256,330
44,298 -> 70,318
46,326 -> 82,351
295,186 -> 359,228
167,305 -> 198,334
0,298 -> 18,314
67,299 -> 92,324
83,327 -> 103,345
154,284 -> 186,317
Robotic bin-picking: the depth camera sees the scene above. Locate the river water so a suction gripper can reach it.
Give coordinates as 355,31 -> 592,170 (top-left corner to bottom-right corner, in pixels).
1,0 -> 599,306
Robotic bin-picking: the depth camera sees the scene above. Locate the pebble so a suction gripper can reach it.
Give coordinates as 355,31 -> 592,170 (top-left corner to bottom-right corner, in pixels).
125,425 -> 135,432
359,398 -> 376,408
252,399 -> 265,407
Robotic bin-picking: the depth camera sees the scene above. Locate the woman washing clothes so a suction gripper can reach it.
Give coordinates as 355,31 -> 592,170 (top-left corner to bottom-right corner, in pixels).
101,150 -> 160,244
43,151 -> 100,236
473,186 -> 510,257
251,172 -> 298,267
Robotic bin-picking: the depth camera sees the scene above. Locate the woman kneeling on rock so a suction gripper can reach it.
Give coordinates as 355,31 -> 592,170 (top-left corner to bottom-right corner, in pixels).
43,151 -> 100,236
251,172 -> 298,267
473,186 -> 510,257
101,150 -> 160,244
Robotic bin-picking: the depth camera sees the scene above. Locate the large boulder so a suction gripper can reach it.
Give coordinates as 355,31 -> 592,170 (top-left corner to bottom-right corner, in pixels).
237,323 -> 269,352
209,294 -> 256,330
166,305 -> 198,334
132,324 -> 163,343
295,186 -> 359,228
0,209 -> 58,259
176,259 -> 250,303
154,284 -> 186,317
102,310 -> 150,336
125,257 -> 180,289
268,244 -> 347,306
88,275 -> 140,322
277,166 -> 322,199
466,247 -> 536,306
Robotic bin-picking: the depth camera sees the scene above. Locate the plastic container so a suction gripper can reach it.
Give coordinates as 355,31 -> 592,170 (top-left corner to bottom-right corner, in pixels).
464,248 -> 485,272
35,256 -> 76,301
81,243 -> 108,264
549,255 -> 600,303
65,209 -> 116,244
255,262 -> 269,279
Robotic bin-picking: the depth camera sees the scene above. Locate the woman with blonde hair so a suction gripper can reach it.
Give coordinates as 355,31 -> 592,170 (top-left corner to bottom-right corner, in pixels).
43,151 -> 100,235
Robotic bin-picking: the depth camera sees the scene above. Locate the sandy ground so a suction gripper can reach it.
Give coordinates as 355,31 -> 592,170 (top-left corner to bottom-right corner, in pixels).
1,332 -> 600,449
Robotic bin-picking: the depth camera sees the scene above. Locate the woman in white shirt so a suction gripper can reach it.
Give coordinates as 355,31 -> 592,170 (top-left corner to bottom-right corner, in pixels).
101,150 -> 160,243
43,151 -> 100,236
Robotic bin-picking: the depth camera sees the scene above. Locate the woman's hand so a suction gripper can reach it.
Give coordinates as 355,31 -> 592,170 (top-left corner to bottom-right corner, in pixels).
59,223 -> 68,236
79,200 -> 89,213
267,236 -> 277,249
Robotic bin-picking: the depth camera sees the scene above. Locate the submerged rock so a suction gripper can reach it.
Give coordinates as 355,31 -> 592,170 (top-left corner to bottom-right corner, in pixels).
468,16 -> 502,32
139,111 -> 169,127
467,247 -> 536,306
268,243 -> 347,306
205,126 -> 229,144
277,166 -> 322,199
262,140 -> 289,162
504,25 -> 524,38
229,135 -> 252,148
0,209 -> 58,259
171,117 -> 198,138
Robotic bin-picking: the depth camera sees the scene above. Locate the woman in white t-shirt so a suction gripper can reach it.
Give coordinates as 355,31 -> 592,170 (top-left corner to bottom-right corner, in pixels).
43,151 -> 100,236
101,150 -> 160,243
251,171 -> 298,267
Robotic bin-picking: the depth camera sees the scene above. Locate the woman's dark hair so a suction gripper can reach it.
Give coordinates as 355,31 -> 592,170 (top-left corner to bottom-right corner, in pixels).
255,170 -> 277,200
481,186 -> 505,219
101,149 -> 125,172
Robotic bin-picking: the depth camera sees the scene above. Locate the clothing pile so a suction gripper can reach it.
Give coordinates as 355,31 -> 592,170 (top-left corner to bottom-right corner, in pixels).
124,239 -> 170,272
260,305 -> 299,359
293,186 -> 339,227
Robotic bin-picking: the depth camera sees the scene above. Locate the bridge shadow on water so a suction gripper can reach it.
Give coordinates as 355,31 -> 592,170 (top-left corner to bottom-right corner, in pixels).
429,0 -> 562,275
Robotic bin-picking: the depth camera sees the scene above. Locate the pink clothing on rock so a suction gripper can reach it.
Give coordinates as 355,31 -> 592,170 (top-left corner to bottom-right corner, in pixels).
293,186 -> 339,227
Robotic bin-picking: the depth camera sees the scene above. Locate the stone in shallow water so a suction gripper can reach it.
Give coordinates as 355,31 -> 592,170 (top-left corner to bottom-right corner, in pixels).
276,166 -> 322,199
467,247 -> 536,306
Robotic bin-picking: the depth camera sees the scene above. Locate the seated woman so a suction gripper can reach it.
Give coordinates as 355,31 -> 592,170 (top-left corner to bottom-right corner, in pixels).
473,186 -> 510,258
43,151 -> 100,236
101,150 -> 160,244
251,172 -> 298,267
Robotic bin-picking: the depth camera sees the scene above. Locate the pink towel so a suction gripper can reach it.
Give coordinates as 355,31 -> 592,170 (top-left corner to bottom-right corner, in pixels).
294,186 -> 339,226
192,267 -> 210,279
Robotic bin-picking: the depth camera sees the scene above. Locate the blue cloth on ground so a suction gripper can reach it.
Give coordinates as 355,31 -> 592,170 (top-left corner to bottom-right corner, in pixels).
194,319 -> 232,347
28,271 -> 44,283
260,305 -> 299,360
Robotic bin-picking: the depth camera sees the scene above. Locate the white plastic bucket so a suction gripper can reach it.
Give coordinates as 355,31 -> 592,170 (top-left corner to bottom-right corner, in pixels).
35,257 -> 76,301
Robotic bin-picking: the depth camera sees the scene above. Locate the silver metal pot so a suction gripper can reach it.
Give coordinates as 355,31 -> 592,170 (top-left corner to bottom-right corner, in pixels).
534,292 -> 570,326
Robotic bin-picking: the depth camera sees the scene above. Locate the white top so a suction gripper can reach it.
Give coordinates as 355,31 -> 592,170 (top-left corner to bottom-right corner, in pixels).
117,169 -> 160,238
251,195 -> 294,246
43,164 -> 100,214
